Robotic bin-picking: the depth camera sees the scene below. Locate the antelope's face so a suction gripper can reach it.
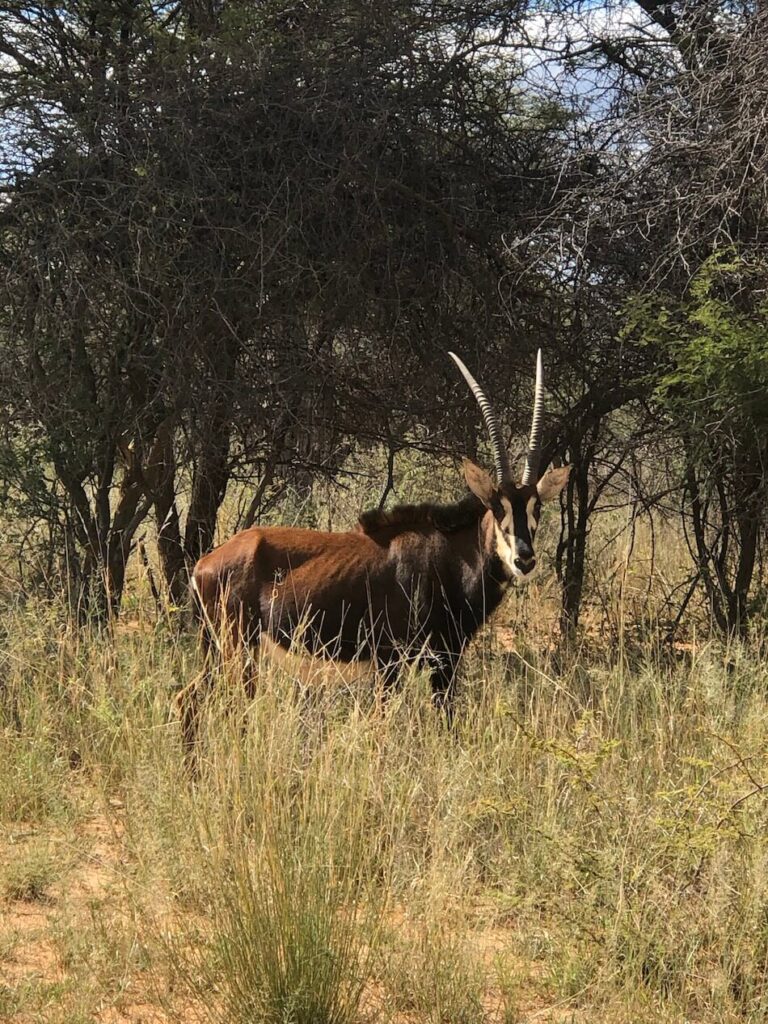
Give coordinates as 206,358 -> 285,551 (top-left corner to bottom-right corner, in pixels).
463,459 -> 570,584
449,347 -> 569,583
494,485 -> 542,580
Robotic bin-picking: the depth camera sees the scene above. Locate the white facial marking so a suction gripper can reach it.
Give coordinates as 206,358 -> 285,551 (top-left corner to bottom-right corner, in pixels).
500,497 -> 513,530
492,496 -> 541,585
493,521 -> 519,578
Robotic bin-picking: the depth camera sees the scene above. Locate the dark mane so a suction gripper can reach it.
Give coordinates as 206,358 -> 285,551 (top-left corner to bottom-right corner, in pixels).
357,494 -> 484,536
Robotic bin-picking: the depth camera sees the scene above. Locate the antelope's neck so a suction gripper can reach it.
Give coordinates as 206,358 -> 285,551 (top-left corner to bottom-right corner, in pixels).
454,509 -> 514,622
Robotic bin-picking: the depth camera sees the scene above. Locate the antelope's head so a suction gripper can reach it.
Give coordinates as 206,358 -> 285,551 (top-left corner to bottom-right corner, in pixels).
450,350 -> 570,582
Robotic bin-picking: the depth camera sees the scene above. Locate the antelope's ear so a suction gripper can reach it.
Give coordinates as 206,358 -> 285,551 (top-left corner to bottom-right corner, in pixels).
537,465 -> 570,503
462,458 -> 498,508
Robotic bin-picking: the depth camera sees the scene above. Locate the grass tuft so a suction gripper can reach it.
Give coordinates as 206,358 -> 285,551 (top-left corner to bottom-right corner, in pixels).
2,842 -> 59,903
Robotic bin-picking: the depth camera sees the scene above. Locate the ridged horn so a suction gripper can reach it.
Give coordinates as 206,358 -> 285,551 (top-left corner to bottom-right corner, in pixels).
448,352 -> 510,483
521,349 -> 544,485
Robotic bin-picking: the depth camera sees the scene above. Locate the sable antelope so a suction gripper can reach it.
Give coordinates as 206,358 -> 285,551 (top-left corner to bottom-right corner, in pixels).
180,352 -> 569,748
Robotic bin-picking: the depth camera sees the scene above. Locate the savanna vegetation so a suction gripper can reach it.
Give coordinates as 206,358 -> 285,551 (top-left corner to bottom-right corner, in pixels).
2,2 -> 768,1022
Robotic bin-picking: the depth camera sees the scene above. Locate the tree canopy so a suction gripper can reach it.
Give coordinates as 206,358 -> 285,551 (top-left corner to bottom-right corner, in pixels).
1,0 -> 767,634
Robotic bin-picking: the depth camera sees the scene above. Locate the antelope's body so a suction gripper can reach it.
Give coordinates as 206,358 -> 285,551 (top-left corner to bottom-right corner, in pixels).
193,498 -> 510,694
181,351 -> 569,752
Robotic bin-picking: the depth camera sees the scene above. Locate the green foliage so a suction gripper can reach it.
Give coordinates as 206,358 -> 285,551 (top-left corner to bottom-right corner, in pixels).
625,250 -> 768,431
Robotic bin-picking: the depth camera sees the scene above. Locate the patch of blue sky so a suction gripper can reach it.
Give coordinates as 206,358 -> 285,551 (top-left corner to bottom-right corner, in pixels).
519,2 -> 672,114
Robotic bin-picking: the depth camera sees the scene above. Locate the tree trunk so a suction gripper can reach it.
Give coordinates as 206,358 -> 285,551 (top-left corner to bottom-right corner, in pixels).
683,435 -> 764,638
558,440 -> 592,638
184,408 -> 232,565
145,425 -> 187,605
183,323 -> 238,565
729,450 -> 763,637
99,455 -> 151,619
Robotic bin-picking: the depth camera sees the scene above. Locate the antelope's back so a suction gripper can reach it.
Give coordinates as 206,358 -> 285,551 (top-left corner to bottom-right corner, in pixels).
191,522 -> 390,624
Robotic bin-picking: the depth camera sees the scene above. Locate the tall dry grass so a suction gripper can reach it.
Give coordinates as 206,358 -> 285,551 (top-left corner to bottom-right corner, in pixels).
1,466 -> 767,1022
2,566 -> 768,1023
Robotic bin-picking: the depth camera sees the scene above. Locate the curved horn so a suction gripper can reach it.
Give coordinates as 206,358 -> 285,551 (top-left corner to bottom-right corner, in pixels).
521,349 -> 544,485
448,352 -> 510,483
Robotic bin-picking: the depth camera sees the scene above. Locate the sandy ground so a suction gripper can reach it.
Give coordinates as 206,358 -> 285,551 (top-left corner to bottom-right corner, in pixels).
0,808 -> 586,1024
